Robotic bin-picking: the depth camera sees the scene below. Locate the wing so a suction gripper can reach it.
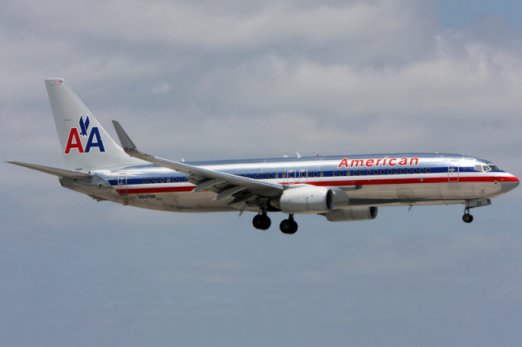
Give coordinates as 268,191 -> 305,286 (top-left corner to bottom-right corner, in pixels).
112,121 -> 285,205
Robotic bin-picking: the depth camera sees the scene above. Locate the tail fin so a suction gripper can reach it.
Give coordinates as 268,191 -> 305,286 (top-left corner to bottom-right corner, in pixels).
45,79 -> 145,170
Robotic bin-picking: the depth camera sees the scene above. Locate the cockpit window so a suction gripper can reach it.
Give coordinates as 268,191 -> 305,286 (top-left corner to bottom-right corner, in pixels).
476,163 -> 501,172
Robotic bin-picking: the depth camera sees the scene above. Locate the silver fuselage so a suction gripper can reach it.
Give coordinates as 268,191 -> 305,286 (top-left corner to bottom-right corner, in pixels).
61,153 -> 519,213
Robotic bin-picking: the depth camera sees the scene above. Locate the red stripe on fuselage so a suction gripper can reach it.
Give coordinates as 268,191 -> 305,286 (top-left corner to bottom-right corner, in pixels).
116,186 -> 194,194
308,175 -> 519,187
116,175 -> 517,195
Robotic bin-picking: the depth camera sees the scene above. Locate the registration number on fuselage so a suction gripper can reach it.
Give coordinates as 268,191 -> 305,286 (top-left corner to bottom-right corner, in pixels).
138,194 -> 157,199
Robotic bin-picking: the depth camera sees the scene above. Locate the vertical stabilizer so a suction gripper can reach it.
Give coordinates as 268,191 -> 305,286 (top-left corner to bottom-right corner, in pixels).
45,79 -> 145,170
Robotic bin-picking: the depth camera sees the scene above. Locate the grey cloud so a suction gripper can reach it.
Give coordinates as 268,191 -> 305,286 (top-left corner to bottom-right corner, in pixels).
2,2 -> 522,346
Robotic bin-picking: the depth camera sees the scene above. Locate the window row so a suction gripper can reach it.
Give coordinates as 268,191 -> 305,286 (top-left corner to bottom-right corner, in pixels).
142,177 -> 188,184
138,167 -> 434,184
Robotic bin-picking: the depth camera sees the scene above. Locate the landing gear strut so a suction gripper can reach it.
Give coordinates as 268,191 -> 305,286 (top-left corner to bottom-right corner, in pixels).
252,211 -> 271,230
280,214 -> 298,234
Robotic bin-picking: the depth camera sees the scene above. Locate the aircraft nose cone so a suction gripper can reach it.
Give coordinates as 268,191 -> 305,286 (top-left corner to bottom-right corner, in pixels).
501,175 -> 519,194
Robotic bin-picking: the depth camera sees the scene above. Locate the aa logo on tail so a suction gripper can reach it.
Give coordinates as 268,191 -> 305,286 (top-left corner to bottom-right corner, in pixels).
64,116 -> 105,154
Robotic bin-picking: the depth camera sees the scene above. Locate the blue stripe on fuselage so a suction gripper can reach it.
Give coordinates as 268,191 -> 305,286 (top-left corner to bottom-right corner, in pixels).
106,166 -> 498,187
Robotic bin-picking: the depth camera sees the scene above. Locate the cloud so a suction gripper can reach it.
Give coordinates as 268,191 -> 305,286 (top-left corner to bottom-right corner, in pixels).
2,0 -> 521,174
7,0 -> 427,50
0,0 -> 520,176
2,3 -> 522,345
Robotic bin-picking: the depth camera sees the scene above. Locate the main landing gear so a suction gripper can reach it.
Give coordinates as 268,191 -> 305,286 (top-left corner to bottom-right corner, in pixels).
252,212 -> 299,234
280,215 -> 298,235
252,211 -> 271,230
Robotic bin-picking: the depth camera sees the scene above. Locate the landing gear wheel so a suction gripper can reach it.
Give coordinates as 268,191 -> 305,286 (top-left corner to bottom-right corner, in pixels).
462,213 -> 474,223
253,213 -> 271,230
280,215 -> 298,235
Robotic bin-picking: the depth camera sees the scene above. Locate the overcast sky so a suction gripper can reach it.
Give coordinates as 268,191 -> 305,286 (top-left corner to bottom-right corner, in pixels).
1,1 -> 522,346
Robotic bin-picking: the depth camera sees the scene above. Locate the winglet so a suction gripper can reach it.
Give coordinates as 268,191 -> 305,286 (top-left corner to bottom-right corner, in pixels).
112,120 -> 137,151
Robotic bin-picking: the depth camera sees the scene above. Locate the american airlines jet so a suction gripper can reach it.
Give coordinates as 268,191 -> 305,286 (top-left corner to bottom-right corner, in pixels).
8,79 -> 519,234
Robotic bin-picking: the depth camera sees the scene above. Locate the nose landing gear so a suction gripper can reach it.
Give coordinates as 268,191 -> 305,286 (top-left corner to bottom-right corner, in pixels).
461,199 -> 491,224
462,210 -> 474,223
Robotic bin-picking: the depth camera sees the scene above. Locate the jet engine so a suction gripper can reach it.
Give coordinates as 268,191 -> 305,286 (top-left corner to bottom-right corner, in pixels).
278,186 -> 334,213
323,207 -> 378,221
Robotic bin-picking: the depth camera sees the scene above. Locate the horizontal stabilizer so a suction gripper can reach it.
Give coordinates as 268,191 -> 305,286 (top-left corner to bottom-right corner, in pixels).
7,161 -> 92,179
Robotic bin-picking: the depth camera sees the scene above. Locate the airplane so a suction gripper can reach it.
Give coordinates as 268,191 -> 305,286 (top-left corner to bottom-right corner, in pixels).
8,79 -> 519,234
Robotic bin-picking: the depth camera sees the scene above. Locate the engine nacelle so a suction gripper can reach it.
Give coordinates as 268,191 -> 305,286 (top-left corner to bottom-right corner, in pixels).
278,186 -> 334,213
324,207 -> 378,222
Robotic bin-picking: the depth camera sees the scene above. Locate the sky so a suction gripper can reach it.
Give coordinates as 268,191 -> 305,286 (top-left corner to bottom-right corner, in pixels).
1,0 -> 522,346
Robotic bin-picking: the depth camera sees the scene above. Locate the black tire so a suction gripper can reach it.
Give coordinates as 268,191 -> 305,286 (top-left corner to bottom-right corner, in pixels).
280,219 -> 298,234
253,214 -> 271,230
462,213 -> 474,223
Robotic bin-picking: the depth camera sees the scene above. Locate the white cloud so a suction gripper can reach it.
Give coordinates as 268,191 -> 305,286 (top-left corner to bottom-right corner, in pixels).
3,0 -> 521,171
9,0 -> 425,49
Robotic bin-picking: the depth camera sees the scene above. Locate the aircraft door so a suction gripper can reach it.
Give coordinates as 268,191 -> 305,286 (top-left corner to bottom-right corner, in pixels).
117,176 -> 128,196
448,160 -> 460,182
